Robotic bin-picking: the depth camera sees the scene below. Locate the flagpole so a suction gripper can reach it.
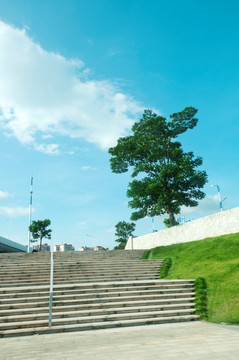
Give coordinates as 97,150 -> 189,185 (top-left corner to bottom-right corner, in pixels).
211,184 -> 226,212
152,217 -> 155,232
27,176 -> 33,253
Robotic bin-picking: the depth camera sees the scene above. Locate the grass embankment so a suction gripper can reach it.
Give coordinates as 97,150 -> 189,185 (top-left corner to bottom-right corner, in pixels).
143,233 -> 239,324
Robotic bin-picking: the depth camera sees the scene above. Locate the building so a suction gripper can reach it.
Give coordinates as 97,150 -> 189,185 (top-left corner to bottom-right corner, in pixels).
79,245 -> 105,251
54,243 -> 75,252
32,243 -> 50,252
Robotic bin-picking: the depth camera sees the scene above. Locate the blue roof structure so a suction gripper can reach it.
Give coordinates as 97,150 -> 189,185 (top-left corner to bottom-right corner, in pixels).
0,236 -> 28,253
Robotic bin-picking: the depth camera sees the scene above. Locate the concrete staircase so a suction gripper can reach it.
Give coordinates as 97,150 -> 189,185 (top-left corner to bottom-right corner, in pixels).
0,250 -> 198,337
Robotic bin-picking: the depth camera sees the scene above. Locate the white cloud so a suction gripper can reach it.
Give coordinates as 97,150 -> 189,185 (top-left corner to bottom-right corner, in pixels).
34,143 -> 59,155
41,134 -> 53,139
108,47 -> 123,57
106,227 -> 115,233
180,195 -> 220,217
80,166 -> 97,171
0,21 -> 143,153
76,221 -> 87,227
0,190 -> 11,201
0,206 -> 30,217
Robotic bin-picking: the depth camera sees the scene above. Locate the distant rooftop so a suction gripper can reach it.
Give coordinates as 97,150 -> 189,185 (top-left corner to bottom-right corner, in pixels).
79,246 -> 106,251
0,236 -> 28,253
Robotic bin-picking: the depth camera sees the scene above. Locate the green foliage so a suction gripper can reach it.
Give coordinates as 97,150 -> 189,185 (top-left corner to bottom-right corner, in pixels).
160,258 -> 172,277
109,107 -> 207,227
29,219 -> 52,251
141,249 -> 151,259
163,218 -> 179,228
114,242 -> 127,250
145,232 -> 239,324
114,221 -> 135,249
194,277 -> 208,320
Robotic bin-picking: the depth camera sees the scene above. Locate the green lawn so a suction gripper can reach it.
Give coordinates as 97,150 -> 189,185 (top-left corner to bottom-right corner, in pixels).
144,232 -> 239,324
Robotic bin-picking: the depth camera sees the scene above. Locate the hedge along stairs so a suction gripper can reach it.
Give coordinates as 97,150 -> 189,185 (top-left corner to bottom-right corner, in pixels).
0,250 -> 198,337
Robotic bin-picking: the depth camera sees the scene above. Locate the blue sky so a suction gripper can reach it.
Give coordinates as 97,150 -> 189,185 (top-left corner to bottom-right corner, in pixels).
0,0 -> 238,249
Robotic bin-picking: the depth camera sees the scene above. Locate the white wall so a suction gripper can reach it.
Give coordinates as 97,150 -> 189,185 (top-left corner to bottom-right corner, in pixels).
125,207 -> 239,250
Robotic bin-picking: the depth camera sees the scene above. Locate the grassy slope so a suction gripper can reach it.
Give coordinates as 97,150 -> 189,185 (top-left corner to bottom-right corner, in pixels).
146,232 -> 239,324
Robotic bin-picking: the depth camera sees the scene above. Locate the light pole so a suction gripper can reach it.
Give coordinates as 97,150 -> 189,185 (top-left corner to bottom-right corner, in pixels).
27,176 -> 33,253
49,236 -> 53,327
147,208 -> 156,232
211,184 -> 227,212
152,216 -> 155,232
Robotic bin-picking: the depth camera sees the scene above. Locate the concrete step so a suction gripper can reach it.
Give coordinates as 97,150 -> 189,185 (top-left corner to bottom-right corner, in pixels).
0,290 -> 195,303
0,298 -> 195,316
0,262 -> 162,269
0,314 -> 199,337
0,294 -> 195,311
0,301 -> 195,323
0,302 -> 195,323
0,251 -> 198,337
0,273 -> 161,283
0,267 -> 162,277
0,279 -> 195,294
0,258 -> 160,264
0,308 -> 196,330
0,271 -> 160,279
0,259 -> 161,266
0,251 -> 145,262
0,258 -> 149,261
0,265 -> 163,274
0,275 -> 161,288
0,283 -> 194,295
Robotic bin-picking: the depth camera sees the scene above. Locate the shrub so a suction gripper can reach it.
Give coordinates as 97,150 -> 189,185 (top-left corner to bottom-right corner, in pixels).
160,258 -> 172,278
141,250 -> 151,260
194,277 -> 208,320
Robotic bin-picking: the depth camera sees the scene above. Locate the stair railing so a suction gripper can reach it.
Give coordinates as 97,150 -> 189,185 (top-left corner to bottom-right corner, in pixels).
49,243 -> 54,327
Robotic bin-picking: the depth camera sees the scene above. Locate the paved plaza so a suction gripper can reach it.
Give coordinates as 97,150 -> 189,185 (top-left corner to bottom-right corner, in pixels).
1,321 -> 239,360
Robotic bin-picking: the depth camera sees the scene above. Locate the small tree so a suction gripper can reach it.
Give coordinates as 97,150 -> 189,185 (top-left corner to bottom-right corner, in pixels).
29,219 -> 52,251
114,221 -> 135,249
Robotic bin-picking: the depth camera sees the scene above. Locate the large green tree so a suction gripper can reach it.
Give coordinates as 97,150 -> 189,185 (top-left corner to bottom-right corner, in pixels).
109,106 -> 207,227
114,221 -> 135,249
29,219 -> 52,251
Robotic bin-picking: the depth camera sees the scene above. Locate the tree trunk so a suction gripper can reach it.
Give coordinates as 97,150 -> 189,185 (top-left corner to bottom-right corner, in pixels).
39,236 -> 42,251
168,209 -> 177,227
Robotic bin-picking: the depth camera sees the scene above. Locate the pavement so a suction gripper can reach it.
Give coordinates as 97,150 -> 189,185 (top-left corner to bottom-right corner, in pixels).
1,321 -> 239,360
